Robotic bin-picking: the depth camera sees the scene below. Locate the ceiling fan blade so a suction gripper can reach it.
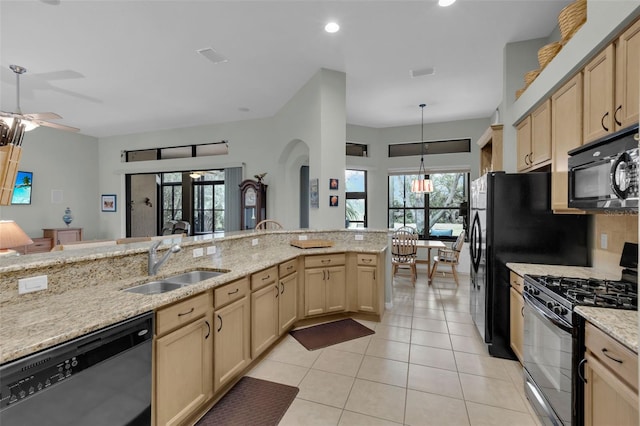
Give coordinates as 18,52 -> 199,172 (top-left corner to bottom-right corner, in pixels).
35,120 -> 80,132
24,112 -> 62,120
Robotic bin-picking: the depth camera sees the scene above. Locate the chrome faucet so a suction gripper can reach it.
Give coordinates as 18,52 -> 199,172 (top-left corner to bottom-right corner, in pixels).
148,240 -> 181,275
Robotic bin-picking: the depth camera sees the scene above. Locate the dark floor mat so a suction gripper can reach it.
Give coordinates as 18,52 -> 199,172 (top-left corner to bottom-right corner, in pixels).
290,318 -> 375,351
196,377 -> 298,426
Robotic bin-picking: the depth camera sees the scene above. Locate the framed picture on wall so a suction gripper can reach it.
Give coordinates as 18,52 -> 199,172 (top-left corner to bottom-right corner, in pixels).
330,195 -> 339,207
11,171 -> 33,205
101,194 -> 117,212
329,178 -> 339,190
309,178 -> 319,208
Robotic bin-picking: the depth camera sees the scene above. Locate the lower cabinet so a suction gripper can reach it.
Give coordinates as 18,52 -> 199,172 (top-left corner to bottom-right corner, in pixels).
584,322 -> 638,426
154,293 -> 213,426
250,267 -> 279,359
213,279 -> 251,392
355,253 -> 378,313
509,287 -> 524,363
304,253 -> 347,316
278,271 -> 298,333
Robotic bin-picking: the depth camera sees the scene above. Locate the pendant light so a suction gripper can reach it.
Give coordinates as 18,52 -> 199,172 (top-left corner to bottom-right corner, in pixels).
411,104 -> 434,193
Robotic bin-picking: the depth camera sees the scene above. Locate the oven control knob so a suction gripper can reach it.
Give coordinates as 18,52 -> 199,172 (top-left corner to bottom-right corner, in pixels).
552,306 -> 567,316
547,301 -> 554,309
532,288 -> 540,295
18,390 -> 26,399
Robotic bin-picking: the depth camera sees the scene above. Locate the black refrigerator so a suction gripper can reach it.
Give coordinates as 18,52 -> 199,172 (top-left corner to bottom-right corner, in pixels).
469,172 -> 589,359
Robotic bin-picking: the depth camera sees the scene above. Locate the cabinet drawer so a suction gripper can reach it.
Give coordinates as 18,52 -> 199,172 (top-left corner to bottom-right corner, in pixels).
251,266 -> 278,291
156,291 -> 212,336
357,253 -> 377,266
510,271 -> 524,294
214,277 -> 249,309
279,259 -> 297,278
304,253 -> 345,268
27,238 -> 53,253
585,322 -> 638,391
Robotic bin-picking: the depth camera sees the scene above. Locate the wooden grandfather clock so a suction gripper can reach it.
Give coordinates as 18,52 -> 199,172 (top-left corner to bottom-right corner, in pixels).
240,178 -> 267,230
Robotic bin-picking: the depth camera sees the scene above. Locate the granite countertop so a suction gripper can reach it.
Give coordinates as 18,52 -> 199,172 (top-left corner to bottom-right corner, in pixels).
507,262 -> 637,354
0,232 -> 387,364
575,306 -> 638,353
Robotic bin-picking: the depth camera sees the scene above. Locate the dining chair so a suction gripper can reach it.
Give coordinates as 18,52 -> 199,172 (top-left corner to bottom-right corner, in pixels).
255,219 -> 283,230
391,228 -> 418,284
429,230 -> 465,286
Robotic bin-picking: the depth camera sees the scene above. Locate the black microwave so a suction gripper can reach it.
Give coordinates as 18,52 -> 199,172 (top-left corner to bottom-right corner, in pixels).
568,125 -> 639,211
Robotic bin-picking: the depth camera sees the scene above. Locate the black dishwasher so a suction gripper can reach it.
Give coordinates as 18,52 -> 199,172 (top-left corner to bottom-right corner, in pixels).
0,312 -> 153,426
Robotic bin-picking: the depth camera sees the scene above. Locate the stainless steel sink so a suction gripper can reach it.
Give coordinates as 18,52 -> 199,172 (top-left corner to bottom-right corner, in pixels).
123,281 -> 184,295
164,270 -> 226,285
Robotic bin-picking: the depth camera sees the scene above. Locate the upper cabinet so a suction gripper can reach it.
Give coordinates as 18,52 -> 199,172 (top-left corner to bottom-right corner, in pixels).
551,73 -> 583,213
477,124 -> 503,175
516,99 -> 552,172
583,19 -> 640,144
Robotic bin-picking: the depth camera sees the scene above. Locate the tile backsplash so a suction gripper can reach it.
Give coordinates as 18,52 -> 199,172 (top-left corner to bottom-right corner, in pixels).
590,213 -> 638,276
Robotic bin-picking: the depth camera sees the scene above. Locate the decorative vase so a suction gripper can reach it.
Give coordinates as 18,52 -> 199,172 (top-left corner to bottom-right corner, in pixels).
62,207 -> 73,227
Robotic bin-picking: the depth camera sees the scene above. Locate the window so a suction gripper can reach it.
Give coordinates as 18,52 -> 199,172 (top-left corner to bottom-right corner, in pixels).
161,172 -> 183,225
388,139 -> 470,157
346,142 -> 368,157
192,171 -> 225,234
124,141 -> 228,162
388,172 -> 469,240
345,170 -> 367,228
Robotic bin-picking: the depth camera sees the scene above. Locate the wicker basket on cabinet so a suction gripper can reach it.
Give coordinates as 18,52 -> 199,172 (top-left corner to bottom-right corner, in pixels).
558,0 -> 587,43
538,42 -> 562,70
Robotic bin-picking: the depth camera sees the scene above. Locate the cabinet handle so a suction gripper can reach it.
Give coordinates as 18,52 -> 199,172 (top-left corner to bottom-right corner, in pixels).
373,271 -> 376,280
601,112 -> 609,132
280,282 -> 284,295
529,152 -> 533,164
178,307 -> 194,317
217,314 -> 223,332
363,258 -> 372,263
275,284 -> 279,298
327,270 -> 330,280
614,105 -> 622,126
578,358 -> 588,384
205,320 -> 211,339
262,274 -> 271,281
228,288 -> 239,295
287,265 -> 293,270
601,348 -> 623,364
524,154 -> 529,166
321,259 -> 331,264
521,306 -> 524,317
323,270 -> 326,280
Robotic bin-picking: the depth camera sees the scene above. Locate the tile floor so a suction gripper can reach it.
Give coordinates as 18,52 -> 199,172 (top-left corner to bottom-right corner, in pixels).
245,270 -> 543,426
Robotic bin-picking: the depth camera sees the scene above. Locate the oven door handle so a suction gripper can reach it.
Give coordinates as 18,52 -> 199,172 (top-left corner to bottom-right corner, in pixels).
523,292 -> 572,334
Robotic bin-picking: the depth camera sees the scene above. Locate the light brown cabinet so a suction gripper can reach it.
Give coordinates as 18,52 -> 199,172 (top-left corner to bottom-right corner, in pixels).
304,254 -> 346,316
278,260 -> 298,334
584,322 -> 638,426
551,73 -> 583,212
583,19 -> 640,145
43,227 -> 82,245
9,237 -> 52,255
154,292 -> 213,426
517,99 -> 552,172
509,271 -> 525,364
213,278 -> 251,392
477,124 -> 503,175
250,266 -> 279,358
356,254 -> 378,313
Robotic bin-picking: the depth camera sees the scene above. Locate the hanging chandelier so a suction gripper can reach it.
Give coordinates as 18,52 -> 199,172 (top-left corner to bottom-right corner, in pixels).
411,104 -> 434,193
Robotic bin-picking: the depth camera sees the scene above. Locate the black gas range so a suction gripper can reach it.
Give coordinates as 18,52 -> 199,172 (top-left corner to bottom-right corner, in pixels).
522,242 -> 638,426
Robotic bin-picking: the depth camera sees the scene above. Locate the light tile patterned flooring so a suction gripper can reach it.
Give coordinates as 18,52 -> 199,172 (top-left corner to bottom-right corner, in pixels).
245,271 -> 543,426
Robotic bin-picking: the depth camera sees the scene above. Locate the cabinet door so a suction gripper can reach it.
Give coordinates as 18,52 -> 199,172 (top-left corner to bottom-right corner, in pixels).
583,44 -> 615,144
58,229 -> 82,245
304,268 -> 326,316
155,313 -> 213,426
279,272 -> 298,333
530,99 -> 552,166
325,266 -> 346,313
516,116 -> 532,172
251,284 -> 278,358
509,287 -> 524,364
551,73 -> 583,212
615,19 -> 640,130
214,296 -> 250,392
356,266 -> 376,313
584,354 -> 639,426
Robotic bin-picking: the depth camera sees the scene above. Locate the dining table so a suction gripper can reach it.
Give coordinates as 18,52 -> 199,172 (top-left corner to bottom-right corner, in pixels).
415,239 -> 447,283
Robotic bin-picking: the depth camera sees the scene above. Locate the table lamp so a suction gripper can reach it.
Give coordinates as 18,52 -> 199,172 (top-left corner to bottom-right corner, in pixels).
0,220 -> 33,256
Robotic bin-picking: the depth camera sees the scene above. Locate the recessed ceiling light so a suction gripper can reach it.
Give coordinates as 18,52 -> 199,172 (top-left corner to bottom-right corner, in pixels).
324,22 -> 340,33
238,107 -> 250,112
438,0 -> 456,6
410,67 -> 436,78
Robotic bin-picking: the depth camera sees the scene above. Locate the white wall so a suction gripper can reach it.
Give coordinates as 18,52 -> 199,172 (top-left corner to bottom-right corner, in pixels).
0,127 -> 100,239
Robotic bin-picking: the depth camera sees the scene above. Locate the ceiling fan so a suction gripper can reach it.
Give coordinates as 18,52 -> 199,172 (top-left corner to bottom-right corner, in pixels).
1,64 -> 79,146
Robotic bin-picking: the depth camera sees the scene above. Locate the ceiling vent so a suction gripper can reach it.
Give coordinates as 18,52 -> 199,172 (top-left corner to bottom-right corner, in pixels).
410,67 -> 435,78
197,48 -> 229,64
